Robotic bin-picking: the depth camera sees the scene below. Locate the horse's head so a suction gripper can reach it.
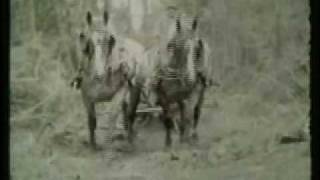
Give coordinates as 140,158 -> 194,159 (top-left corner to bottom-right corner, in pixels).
166,16 -> 203,76
92,29 -> 115,62
78,11 -> 96,61
78,31 -> 94,61
90,10 -> 115,62
78,11 -> 117,75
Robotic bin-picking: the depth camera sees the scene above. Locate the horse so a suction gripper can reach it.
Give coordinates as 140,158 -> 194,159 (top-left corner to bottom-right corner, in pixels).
71,11 -> 211,150
153,16 -> 211,148
71,11 -> 147,150
119,15 -> 211,149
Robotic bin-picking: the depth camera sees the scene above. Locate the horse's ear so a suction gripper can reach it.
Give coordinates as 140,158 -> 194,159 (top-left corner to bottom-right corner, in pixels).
103,10 -> 109,25
192,17 -> 198,31
176,18 -> 181,33
198,39 -> 203,49
108,35 -> 116,55
196,39 -> 203,60
86,11 -> 92,26
167,41 -> 174,51
84,40 -> 95,60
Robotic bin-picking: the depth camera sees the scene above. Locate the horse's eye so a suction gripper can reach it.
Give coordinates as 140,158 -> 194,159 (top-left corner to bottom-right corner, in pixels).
167,42 -> 174,51
79,33 -> 85,41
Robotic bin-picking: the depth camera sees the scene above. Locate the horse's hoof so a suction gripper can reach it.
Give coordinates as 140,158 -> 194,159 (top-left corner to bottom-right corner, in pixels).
128,132 -> 138,145
188,139 -> 198,146
82,140 -> 102,151
115,142 -> 135,153
163,145 -> 172,152
165,140 -> 172,148
186,136 -> 199,146
170,153 -> 179,161
179,135 -> 198,147
111,133 -> 126,142
132,131 -> 138,138
87,141 -> 103,151
82,140 -> 89,146
164,140 -> 173,151
93,144 -> 103,151
191,133 -> 199,142
179,136 -> 188,144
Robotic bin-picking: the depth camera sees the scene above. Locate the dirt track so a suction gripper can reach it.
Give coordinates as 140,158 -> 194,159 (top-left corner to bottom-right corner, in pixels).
11,84 -> 310,180
10,0 -> 310,178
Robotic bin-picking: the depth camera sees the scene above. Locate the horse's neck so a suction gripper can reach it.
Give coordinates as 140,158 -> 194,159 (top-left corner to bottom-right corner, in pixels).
187,42 -> 196,82
167,35 -> 187,69
83,61 -> 99,79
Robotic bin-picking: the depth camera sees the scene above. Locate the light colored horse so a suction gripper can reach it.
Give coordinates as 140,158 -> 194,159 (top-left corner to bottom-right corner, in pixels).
71,11 -> 148,149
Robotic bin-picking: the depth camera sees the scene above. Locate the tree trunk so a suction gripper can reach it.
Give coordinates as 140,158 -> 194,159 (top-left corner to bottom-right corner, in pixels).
274,1 -> 283,59
29,0 -> 36,39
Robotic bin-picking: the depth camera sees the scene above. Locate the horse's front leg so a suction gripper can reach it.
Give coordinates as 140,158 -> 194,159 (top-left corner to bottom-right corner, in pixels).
84,100 -> 98,150
107,86 -> 129,141
177,98 -> 197,145
81,89 -> 98,150
88,103 -> 98,149
158,104 -> 174,149
177,101 -> 186,143
125,85 -> 141,144
191,82 -> 206,142
192,94 -> 204,141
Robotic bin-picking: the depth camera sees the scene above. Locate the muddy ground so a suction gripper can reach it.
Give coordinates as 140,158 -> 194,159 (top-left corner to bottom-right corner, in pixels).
11,44 -> 310,180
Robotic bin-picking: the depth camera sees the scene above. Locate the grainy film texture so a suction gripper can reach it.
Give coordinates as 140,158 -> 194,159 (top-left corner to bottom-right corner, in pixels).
10,0 -> 310,180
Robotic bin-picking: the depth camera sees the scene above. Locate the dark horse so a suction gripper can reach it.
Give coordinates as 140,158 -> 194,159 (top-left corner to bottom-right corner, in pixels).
154,16 -> 210,148
125,16 -> 211,148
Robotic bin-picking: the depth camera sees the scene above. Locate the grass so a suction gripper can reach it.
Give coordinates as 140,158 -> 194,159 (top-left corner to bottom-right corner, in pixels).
10,39 -> 310,179
10,0 -> 310,179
